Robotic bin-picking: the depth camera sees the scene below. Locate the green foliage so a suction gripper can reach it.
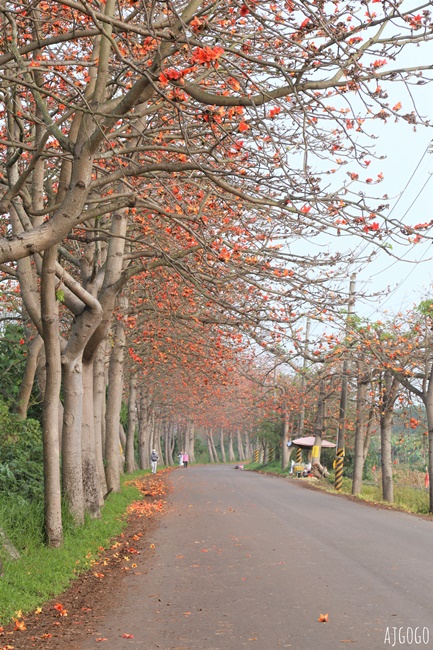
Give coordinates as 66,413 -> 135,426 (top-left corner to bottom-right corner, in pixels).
255,417 -> 282,447
417,299 -> 433,317
362,453 -> 378,482
318,447 -> 335,472
341,447 -> 355,478
55,288 -> 65,302
0,401 -> 44,501
0,323 -> 28,405
0,471 -> 146,623
0,323 -> 41,419
193,436 -> 208,463
120,400 -> 128,429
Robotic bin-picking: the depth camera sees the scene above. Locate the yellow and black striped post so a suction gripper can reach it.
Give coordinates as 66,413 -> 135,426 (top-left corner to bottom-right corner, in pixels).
268,447 -> 274,462
335,448 -> 344,492
254,449 -> 259,463
296,447 -> 302,464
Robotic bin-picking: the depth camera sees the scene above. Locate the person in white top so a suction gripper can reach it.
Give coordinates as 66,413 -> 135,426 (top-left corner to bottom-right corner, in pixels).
150,449 -> 159,474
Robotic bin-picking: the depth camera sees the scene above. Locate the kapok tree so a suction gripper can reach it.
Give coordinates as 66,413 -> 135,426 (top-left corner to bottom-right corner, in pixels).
351,306 -> 433,511
1,0 -> 433,545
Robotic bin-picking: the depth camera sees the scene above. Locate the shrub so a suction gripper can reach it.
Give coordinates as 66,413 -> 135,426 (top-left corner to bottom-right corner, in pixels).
0,401 -> 44,502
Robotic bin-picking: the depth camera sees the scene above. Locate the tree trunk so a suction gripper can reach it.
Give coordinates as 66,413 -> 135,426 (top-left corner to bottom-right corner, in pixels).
363,405 -> 377,462
163,421 -> 169,466
423,380 -> 433,514
380,409 -> 394,503
138,397 -> 153,469
62,359 -> 85,524
352,361 -> 369,495
41,246 -> 63,547
125,374 -> 138,473
16,334 -> 44,419
119,424 -> 126,472
187,421 -> 195,463
236,429 -> 245,461
262,442 -> 268,465
152,417 -> 163,462
281,407 -> 290,470
220,429 -> 226,463
210,428 -> 219,462
105,317 -> 125,492
206,431 -> 215,463
82,360 -> 103,513
177,423 -> 185,460
311,380 -> 325,467
244,431 -> 252,459
170,422 -> 176,465
228,430 -> 235,461
57,256 -> 105,521
118,423 -> 126,450
380,372 -> 398,503
92,342 -> 108,495
166,422 -> 174,466
36,348 -> 47,406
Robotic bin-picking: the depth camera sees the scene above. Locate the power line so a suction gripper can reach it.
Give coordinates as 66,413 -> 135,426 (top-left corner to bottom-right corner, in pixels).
352,137 -> 433,270
353,142 -> 433,316
386,140 -> 432,220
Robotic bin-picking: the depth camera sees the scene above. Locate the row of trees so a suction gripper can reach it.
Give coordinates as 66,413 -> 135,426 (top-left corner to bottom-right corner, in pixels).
0,0 -> 432,545
253,300 -> 433,507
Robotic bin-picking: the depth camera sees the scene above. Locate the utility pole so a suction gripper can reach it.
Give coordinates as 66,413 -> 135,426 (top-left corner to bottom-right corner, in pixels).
283,318 -> 310,471
297,317 -> 311,439
335,274 -> 356,491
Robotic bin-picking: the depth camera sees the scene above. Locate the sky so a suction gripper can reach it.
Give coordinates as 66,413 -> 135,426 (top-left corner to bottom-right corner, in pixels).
351,115 -> 433,319
319,42 -> 433,322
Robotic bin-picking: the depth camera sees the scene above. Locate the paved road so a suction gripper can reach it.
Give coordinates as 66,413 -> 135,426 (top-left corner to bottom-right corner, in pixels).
77,465 -> 433,650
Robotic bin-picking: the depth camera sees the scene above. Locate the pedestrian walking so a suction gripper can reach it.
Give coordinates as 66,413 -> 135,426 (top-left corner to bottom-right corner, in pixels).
150,449 -> 159,474
178,452 -> 184,467
183,452 -> 189,468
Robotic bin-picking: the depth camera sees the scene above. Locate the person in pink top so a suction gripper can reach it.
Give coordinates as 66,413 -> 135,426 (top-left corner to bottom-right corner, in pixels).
182,452 -> 189,468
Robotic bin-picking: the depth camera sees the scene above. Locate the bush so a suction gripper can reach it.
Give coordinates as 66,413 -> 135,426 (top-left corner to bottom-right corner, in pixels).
0,401 -> 44,502
193,436 -> 209,463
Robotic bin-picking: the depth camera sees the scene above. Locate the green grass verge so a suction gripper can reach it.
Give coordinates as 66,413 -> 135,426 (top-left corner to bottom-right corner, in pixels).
342,481 -> 430,515
247,464 -> 431,516
246,460 -> 287,474
0,470 -> 149,623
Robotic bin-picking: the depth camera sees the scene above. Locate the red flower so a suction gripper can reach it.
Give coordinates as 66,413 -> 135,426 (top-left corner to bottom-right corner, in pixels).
372,59 -> 387,68
191,46 -> 224,65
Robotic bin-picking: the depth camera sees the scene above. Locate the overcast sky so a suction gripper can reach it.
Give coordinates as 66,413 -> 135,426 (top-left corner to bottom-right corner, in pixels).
354,115 -> 433,319
323,41 -> 433,321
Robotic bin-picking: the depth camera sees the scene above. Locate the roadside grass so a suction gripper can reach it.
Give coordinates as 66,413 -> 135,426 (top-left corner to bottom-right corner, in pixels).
0,470 -> 149,624
247,463 -> 431,516
348,483 -> 430,515
248,460 -> 286,475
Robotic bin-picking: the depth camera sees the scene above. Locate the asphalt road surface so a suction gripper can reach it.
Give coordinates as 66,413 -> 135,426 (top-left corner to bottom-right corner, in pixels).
77,465 -> 433,650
